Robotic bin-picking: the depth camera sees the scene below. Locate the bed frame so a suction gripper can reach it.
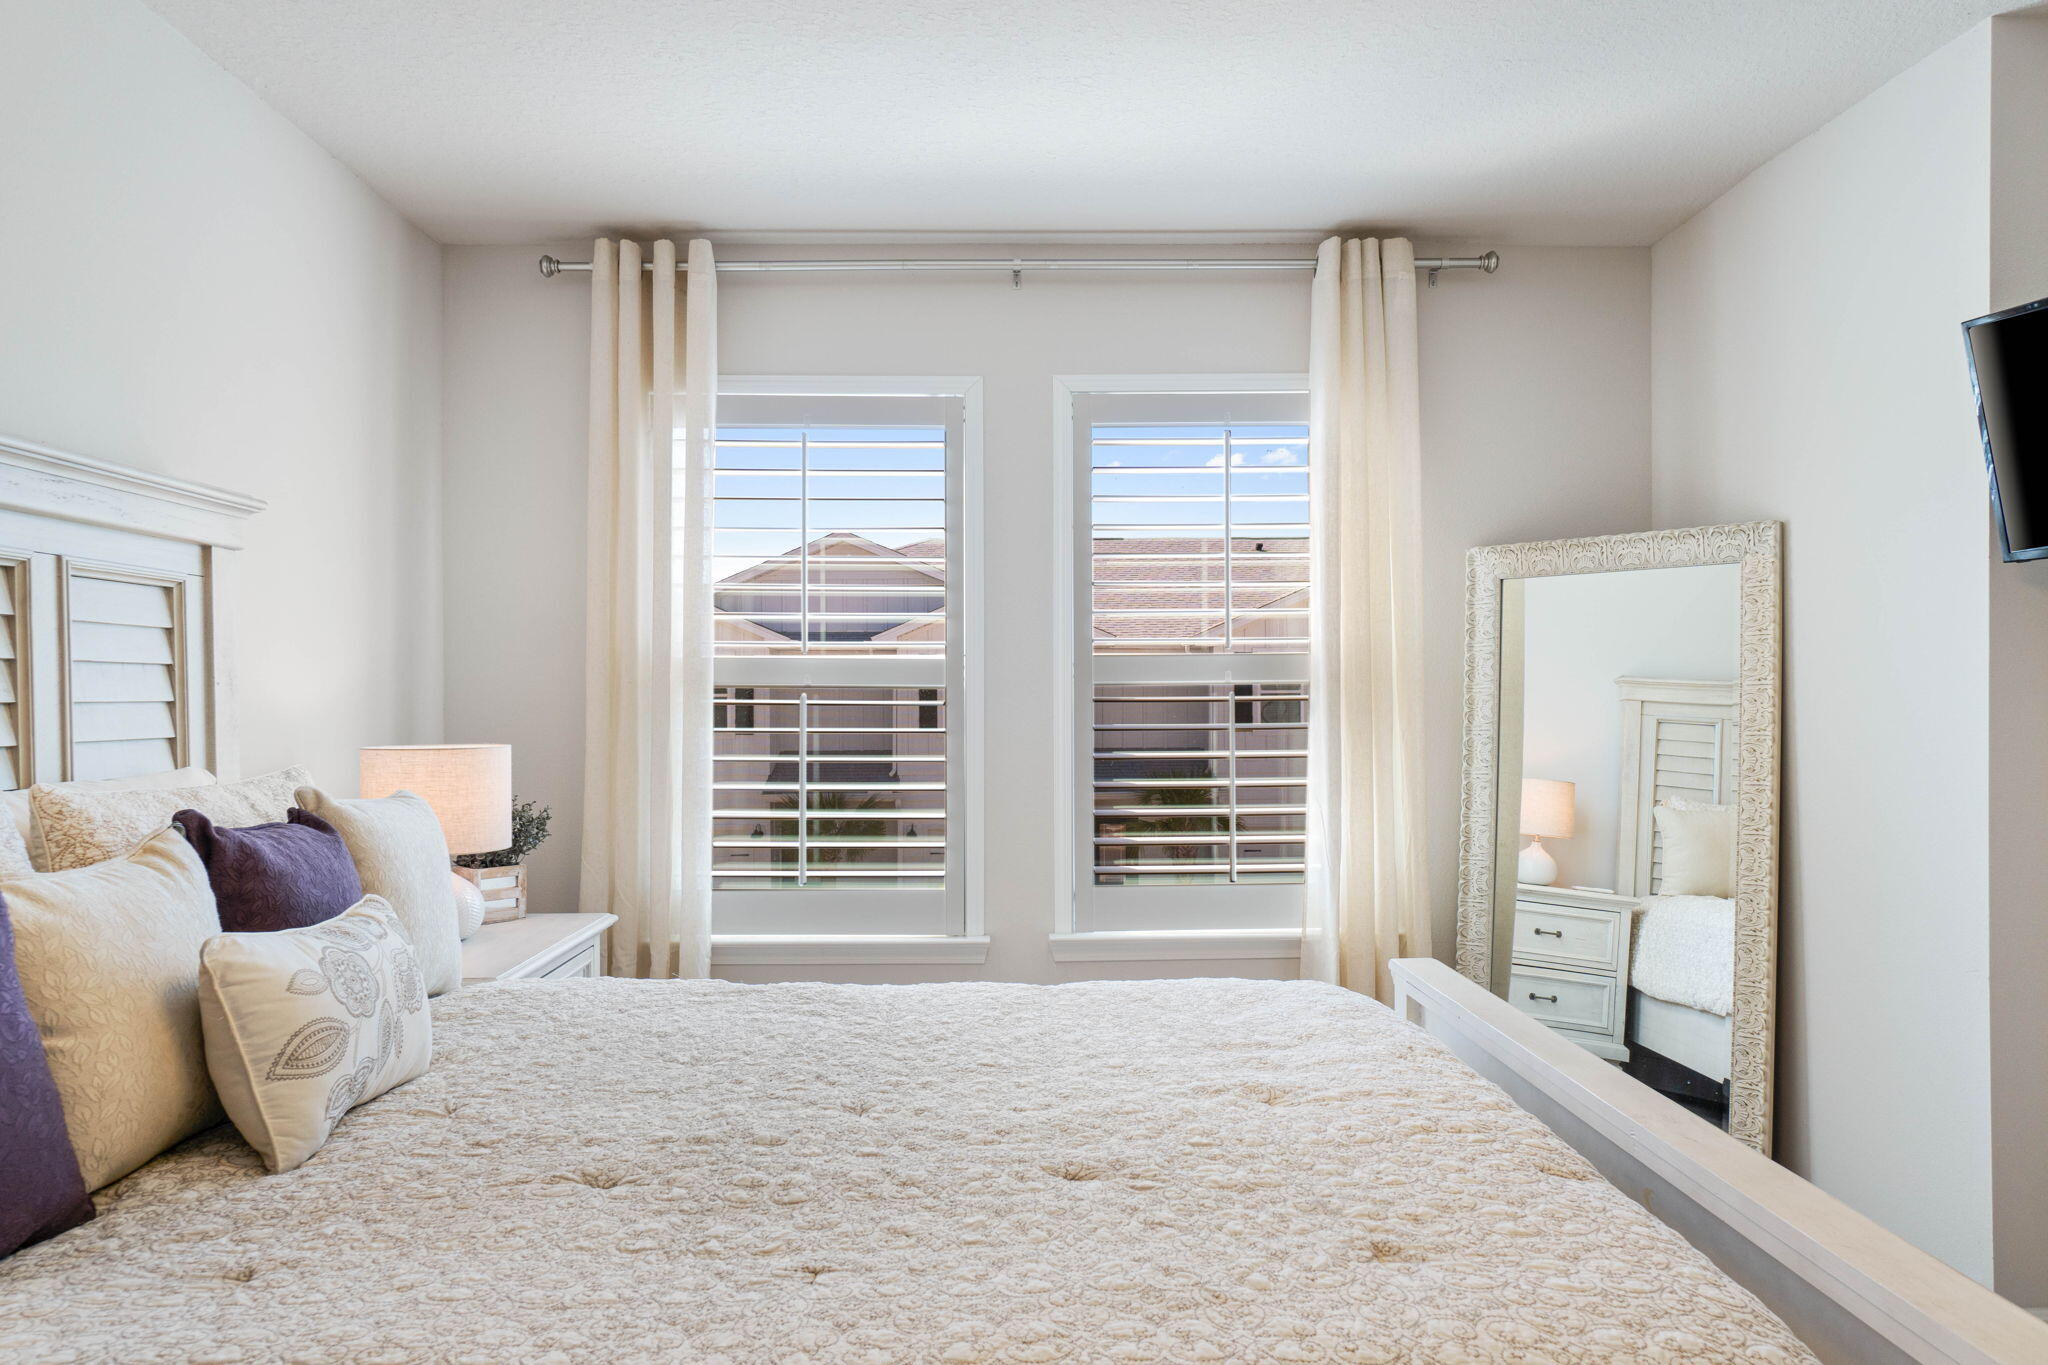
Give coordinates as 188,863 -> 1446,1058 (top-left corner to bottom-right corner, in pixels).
1392,958 -> 2048,1365
0,432 -> 260,790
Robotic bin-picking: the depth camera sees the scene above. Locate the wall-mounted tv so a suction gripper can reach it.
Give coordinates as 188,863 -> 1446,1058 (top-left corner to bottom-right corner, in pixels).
1966,295 -> 2048,562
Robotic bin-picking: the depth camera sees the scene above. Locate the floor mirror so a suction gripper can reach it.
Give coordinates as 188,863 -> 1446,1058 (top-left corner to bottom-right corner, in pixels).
1455,522 -> 1781,1151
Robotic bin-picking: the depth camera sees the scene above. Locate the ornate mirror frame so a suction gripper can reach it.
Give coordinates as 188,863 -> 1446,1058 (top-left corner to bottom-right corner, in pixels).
1454,521 -> 1782,1152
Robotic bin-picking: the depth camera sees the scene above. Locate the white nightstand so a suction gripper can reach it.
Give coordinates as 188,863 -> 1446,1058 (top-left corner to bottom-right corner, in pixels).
1508,886 -> 1638,1062
460,913 -> 616,984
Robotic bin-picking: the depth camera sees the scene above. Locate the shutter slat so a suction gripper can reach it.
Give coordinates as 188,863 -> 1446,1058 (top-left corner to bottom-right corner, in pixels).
68,577 -> 175,628
71,701 -> 177,743
70,661 -> 176,703
70,738 -> 178,782
67,622 -> 175,665
0,708 -> 13,745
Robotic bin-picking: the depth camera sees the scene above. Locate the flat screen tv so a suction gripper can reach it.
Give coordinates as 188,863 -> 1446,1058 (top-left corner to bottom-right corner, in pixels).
1966,294 -> 2048,562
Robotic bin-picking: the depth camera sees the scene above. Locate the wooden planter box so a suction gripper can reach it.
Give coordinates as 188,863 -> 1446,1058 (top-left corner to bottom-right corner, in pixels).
453,864 -> 527,923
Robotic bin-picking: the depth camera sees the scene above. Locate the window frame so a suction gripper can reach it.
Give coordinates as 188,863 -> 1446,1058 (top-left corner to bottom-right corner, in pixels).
705,378 -> 984,941
1054,376 -> 1312,937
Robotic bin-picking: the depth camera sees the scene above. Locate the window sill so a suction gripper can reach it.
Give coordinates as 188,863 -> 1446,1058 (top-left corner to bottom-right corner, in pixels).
1048,929 -> 1304,963
710,934 -> 991,966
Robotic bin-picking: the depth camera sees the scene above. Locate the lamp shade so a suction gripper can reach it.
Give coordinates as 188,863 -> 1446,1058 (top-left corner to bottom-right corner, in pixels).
359,745 -> 511,856
1519,777 -> 1576,840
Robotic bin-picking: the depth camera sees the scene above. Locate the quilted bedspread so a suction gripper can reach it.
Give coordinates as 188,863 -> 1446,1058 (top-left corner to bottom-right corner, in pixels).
0,977 -> 1812,1362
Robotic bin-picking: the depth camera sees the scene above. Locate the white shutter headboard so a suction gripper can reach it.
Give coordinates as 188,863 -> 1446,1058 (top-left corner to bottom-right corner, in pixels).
1613,676 -> 1738,898
0,434 -> 263,789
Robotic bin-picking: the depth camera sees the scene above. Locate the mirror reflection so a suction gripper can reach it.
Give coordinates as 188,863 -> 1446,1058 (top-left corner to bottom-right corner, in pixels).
1491,563 -> 1740,1129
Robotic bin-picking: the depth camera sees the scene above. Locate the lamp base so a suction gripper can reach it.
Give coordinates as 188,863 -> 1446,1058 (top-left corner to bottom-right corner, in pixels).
1517,837 -> 1559,887
450,869 -> 487,939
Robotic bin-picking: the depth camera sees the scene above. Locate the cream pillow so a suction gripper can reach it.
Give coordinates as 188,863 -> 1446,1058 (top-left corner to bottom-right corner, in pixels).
199,895 -> 433,1173
4,829 -> 223,1190
1652,798 -> 1736,897
0,815 -> 31,877
8,766 -> 216,871
294,788 -> 461,998
31,767 -> 302,872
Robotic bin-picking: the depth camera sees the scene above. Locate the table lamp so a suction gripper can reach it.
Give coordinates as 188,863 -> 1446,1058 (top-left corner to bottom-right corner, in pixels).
360,744 -> 511,937
1518,777 -> 1576,886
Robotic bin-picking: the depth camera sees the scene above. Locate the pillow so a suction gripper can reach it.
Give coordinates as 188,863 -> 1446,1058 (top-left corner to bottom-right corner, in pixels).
1652,798 -> 1736,897
199,895 -> 432,1173
293,788 -> 461,998
172,809 -> 363,933
31,767 -> 306,873
0,890 -> 94,1256
6,767 -> 217,872
0,817 -> 31,879
3,829 -> 223,1191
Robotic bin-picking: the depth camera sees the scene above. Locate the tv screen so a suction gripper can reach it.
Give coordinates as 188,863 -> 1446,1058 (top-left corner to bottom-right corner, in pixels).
1966,295 -> 2048,562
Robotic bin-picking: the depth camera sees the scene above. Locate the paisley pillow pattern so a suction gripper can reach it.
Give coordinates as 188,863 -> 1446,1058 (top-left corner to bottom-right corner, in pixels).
197,896 -> 431,1173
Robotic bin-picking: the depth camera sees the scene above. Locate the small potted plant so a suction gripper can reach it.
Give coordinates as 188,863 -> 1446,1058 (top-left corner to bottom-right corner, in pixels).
451,797 -> 551,922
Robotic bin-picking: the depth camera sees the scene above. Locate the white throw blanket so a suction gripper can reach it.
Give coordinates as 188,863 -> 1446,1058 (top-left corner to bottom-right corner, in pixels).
1632,894 -> 1736,1015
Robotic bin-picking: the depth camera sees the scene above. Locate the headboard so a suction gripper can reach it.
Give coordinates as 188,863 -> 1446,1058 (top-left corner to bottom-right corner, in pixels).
1612,676 -> 1738,898
0,433 -> 263,790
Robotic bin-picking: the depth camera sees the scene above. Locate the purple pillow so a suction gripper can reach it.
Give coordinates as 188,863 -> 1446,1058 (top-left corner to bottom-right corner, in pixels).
0,890 -> 94,1256
172,808 -> 363,933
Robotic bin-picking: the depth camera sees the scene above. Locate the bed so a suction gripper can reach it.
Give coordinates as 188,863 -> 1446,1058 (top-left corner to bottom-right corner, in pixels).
1612,679 -> 1738,1090
1,975 -> 1812,1361
4,437 -> 2045,1363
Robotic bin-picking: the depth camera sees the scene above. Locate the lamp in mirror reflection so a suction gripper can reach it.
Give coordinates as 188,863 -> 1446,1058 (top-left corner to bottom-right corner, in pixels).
1517,777 -> 1576,886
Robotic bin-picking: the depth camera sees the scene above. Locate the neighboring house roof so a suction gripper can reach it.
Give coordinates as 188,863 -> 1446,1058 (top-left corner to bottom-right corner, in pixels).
718,534 -> 1306,645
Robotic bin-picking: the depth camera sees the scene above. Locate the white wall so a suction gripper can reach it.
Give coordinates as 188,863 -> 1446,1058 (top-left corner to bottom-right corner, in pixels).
1651,26 -> 1996,1281
440,241 -> 1650,979
1517,564 -> 1738,891
0,0 -> 445,787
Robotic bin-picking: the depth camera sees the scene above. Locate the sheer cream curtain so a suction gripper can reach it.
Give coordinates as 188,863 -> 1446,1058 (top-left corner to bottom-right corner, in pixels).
1303,235 -> 1431,1002
581,238 -> 718,978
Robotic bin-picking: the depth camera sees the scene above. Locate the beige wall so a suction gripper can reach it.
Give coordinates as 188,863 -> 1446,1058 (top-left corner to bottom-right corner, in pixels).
0,0 -> 445,787
1985,8 -> 2048,1312
440,241 -> 1651,977
1651,25 -> 1996,1283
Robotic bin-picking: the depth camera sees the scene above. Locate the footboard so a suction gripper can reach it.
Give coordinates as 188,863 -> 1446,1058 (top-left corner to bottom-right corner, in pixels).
1389,958 -> 2048,1365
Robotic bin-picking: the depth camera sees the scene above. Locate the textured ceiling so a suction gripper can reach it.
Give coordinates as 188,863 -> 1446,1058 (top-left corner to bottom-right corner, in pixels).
142,0 -> 1997,245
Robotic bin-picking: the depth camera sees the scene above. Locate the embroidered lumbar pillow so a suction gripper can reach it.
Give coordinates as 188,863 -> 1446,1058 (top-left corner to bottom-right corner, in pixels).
30,767 -> 310,872
198,896 -> 433,1173
292,789 -> 462,997
172,808 -> 364,934
0,889 -> 95,1255
4,766 -> 216,873
3,829 -> 223,1191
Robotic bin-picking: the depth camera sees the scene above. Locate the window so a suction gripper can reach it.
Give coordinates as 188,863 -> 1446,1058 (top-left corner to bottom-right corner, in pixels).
1071,388 -> 1311,932
707,392 -> 965,935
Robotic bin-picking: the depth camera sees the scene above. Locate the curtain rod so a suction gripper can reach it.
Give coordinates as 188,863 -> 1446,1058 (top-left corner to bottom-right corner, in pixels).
537,252 -> 1500,279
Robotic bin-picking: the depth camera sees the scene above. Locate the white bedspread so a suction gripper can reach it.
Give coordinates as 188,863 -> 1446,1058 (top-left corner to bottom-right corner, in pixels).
0,977 -> 1809,1362
1632,895 -> 1737,1016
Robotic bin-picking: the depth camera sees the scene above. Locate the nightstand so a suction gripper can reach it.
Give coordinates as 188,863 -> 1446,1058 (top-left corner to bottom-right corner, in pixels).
1508,886 -> 1638,1062
460,912 -> 616,984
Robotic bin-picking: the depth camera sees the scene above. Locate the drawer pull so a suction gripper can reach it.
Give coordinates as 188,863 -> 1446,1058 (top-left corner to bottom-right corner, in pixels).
1527,992 -> 1559,1004
1532,927 -> 1563,938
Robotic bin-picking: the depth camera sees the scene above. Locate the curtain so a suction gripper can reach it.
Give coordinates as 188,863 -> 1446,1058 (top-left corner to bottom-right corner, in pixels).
580,238 -> 718,978
1302,236 -> 1431,1002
